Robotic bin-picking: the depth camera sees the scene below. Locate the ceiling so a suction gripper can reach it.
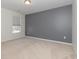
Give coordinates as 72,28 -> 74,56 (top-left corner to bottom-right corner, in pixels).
1,0 -> 72,14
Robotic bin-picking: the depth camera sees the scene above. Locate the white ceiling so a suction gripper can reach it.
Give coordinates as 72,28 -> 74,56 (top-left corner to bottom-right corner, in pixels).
1,0 -> 72,14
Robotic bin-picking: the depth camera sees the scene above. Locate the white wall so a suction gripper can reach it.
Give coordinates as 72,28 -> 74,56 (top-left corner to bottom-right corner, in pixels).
72,0 -> 77,58
1,8 -> 25,42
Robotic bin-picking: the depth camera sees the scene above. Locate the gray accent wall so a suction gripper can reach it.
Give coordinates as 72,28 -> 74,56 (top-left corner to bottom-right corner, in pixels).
25,5 -> 72,43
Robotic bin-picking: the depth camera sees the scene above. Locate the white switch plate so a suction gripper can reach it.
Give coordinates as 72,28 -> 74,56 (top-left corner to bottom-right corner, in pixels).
64,36 -> 66,39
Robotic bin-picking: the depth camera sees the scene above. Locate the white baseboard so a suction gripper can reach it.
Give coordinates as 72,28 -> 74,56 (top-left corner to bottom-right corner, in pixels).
1,35 -> 26,43
26,36 -> 72,46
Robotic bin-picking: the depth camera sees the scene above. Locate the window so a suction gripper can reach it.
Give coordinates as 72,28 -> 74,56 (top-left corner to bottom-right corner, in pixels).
12,16 -> 21,34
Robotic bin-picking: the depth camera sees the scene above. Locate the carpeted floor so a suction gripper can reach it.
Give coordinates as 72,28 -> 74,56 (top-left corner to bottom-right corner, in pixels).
1,36 -> 74,59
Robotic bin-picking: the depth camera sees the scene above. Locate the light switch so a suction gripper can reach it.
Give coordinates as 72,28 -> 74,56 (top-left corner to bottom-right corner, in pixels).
64,36 -> 66,39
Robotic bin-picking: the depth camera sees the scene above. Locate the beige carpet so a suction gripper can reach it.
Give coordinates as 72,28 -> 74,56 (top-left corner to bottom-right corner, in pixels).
1,36 -> 74,59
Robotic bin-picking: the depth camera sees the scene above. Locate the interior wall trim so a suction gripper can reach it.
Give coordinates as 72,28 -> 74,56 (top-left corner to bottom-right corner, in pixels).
26,36 -> 72,46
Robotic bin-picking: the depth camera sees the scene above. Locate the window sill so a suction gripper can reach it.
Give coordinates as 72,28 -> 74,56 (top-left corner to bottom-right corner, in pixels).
12,30 -> 20,34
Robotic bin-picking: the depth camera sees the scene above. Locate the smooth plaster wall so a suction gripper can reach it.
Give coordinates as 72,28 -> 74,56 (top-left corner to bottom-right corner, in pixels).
72,0 -> 77,58
1,8 -> 25,42
25,5 -> 72,43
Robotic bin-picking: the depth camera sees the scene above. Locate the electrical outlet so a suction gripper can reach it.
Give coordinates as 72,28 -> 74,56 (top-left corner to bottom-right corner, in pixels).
64,36 -> 66,39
